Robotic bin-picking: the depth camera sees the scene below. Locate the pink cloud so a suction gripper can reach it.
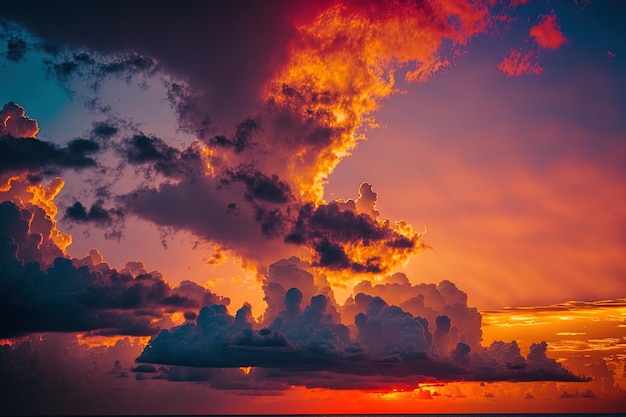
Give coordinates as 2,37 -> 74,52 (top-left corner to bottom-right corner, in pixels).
530,14 -> 566,50
607,50 -> 615,62
498,48 -> 543,77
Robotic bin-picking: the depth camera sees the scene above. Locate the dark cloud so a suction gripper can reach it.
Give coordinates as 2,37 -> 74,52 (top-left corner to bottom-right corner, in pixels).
121,173 -> 294,268
64,200 -> 124,227
122,174 -> 421,277
122,134 -> 177,165
0,0 -> 307,127
0,200 -> 227,338
1,102 -> 101,177
91,120 -> 118,138
207,118 -> 258,153
117,134 -> 201,179
42,50 -> 160,92
5,36 -> 27,62
221,163 -> 293,204
0,134 -> 99,175
285,191 -> 422,273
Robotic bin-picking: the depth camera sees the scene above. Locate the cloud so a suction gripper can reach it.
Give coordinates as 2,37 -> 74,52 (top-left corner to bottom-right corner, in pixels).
1,0 -> 502,198
0,1 -> 602,402
498,12 -> 565,77
64,200 -> 124,228
4,35 -> 27,62
285,184 -> 423,273
345,276 -> 482,351
137,260 -> 586,386
43,50 -> 161,93
0,0 -> 304,128
121,173 -> 294,269
0,197 -> 229,338
0,134 -> 100,176
260,256 -> 336,326
1,102 -> 102,177
119,134 -> 190,179
0,102 -> 39,138
207,118 -> 258,153
123,171 -> 421,276
0,177 -> 71,260
530,14 -> 566,50
498,49 -> 543,77
1,0 -> 504,280
222,163 -> 294,205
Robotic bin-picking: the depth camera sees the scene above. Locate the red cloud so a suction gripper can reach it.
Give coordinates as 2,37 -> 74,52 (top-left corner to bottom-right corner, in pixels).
530,14 -> 566,49
498,48 -> 543,77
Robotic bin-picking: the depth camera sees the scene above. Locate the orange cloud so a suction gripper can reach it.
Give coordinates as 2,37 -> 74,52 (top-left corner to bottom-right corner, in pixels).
498,48 -> 543,76
530,14 -> 566,50
266,0 -> 494,202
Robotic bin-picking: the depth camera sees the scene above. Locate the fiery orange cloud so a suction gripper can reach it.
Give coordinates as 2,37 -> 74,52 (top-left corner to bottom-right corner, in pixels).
530,14 -> 566,50
265,0 -> 492,202
1,178 -> 72,259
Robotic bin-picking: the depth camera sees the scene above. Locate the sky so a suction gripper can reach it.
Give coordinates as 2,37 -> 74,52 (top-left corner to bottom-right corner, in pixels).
1,0 -> 625,414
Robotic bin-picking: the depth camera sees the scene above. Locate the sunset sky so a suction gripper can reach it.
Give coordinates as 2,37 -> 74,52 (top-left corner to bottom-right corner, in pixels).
1,0 -> 625,414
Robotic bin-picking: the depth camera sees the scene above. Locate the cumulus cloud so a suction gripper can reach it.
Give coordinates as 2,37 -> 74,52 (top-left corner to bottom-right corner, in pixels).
285,198 -> 422,273
0,197 -> 228,338
0,177 -> 71,261
137,260 -> 586,386
1,102 -> 102,178
260,256 -> 336,326
0,102 -> 38,137
346,275 -> 482,351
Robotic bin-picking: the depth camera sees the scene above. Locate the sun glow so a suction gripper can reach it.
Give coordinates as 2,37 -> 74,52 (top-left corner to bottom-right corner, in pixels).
200,146 -> 216,176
